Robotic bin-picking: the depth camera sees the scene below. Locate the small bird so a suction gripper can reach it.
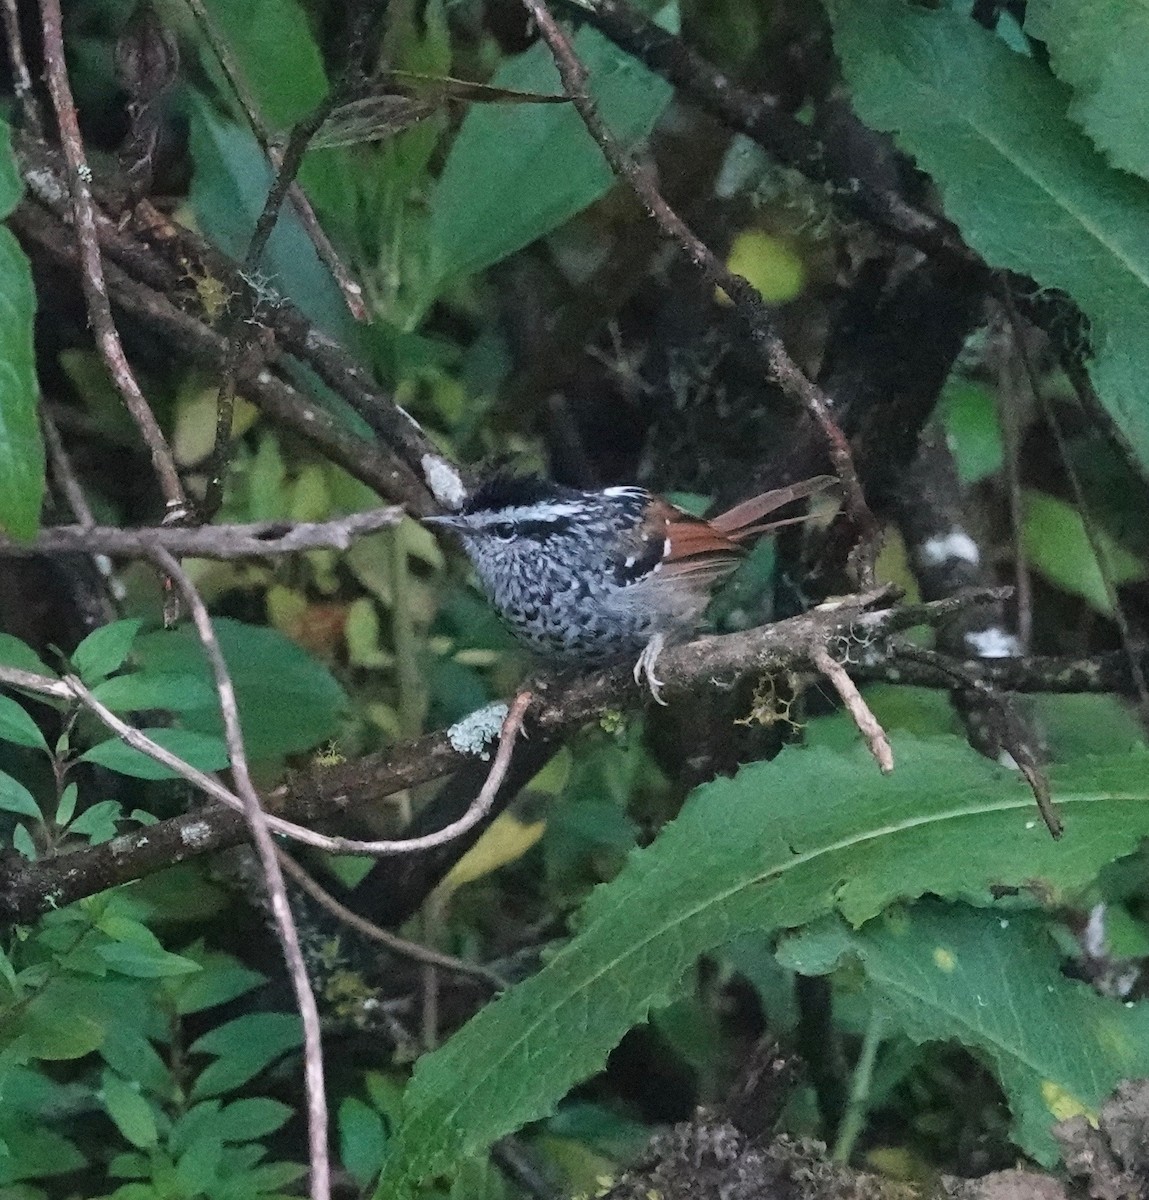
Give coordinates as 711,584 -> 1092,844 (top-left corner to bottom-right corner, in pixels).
425,473 -> 835,702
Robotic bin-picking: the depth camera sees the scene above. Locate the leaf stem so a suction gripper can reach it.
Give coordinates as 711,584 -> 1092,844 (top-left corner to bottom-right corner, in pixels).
832,1010 -> 885,1164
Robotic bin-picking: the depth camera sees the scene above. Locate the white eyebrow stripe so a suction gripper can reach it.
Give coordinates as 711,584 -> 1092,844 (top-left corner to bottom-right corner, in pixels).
466,502 -> 584,527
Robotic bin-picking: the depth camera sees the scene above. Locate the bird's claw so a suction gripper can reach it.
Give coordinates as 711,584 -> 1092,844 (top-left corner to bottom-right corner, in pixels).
633,635 -> 668,706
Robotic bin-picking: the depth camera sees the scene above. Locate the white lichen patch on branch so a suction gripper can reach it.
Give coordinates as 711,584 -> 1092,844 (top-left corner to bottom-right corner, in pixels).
422,454 -> 468,510
448,701 -> 510,760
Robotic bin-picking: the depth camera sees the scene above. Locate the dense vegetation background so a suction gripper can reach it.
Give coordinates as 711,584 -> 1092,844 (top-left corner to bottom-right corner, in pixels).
2,0 -> 1149,1197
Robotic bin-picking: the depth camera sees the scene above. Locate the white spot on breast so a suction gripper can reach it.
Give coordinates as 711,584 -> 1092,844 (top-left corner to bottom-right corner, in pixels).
920,530 -> 980,566
966,627 -> 1021,658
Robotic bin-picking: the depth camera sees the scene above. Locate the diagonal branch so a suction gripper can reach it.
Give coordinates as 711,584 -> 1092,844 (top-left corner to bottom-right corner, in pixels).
0,587 -> 1008,927
518,0 -> 877,581
149,548 -> 331,1200
36,0 -> 189,521
555,0 -> 974,267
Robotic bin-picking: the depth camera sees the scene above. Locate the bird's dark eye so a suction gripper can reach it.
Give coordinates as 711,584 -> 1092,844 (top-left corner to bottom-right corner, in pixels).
491,522 -> 516,540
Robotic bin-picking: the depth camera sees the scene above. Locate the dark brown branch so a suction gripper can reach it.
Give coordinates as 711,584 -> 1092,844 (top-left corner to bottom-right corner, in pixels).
0,587 -> 1006,926
519,0 -> 877,581
11,198 -> 434,513
16,137 -> 458,513
554,0 -> 975,267
0,508 -> 402,559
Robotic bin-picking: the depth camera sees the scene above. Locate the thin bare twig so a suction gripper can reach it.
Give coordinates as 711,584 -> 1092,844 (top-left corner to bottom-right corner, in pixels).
1002,293 -> 1149,727
0,658 -> 533,860
41,411 -> 122,618
149,548 -> 330,1200
205,2 -> 384,517
1,0 -> 40,131
519,0 -> 877,582
891,642 -> 1062,838
36,0 -> 189,521
276,849 -> 507,990
811,646 -> 893,773
180,0 -> 367,322
0,507 -> 403,559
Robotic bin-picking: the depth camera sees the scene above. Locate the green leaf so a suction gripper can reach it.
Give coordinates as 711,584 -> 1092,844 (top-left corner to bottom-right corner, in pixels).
0,695 -> 47,753
175,1133 -> 222,1195
428,22 -> 673,293
0,124 -> 44,542
131,618 -> 347,761
779,901 -> 1149,1163
94,941 -> 202,979
0,771 -> 40,820
198,0 -> 327,128
72,619 -> 143,684
378,737 -> 1149,1189
170,954 -> 265,1015
339,1097 -> 388,1188
99,1023 -> 172,1098
0,1124 -> 86,1184
66,800 -> 124,843
54,782 -> 78,827
1027,0 -> 1149,183
91,671 -> 217,713
1021,490 -> 1146,614
102,1072 -> 159,1150
217,1098 -> 292,1142
11,823 -> 35,860
0,116 -> 23,219
79,729 -> 230,780
189,1013 -> 303,1099
235,1160 -> 308,1192
187,97 -> 352,342
0,633 -> 54,677
15,997 -> 105,1060
939,378 -> 1004,485
825,0 -> 1149,476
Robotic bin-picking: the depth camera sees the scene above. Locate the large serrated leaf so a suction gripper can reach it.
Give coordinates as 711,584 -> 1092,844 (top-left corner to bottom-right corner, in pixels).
0,119 -> 44,541
377,737 -> 1149,1191
825,0 -> 1149,476
1027,0 -> 1149,184
778,901 -> 1149,1164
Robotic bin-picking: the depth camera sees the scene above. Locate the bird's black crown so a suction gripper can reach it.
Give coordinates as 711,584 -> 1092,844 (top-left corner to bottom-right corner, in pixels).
464,472 -> 581,515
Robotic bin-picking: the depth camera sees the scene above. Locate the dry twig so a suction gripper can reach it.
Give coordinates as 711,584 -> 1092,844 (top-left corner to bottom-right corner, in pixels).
149,548 -> 331,1200
0,507 -> 403,560
276,849 -> 507,991
36,0 -> 189,521
811,646 -> 893,773
180,0 -> 367,321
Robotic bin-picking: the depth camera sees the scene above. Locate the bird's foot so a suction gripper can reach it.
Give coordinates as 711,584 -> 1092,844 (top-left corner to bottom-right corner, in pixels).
633,634 -> 668,705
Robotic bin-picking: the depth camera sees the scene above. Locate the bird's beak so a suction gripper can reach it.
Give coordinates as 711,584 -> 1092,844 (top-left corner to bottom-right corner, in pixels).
421,513 -> 470,532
